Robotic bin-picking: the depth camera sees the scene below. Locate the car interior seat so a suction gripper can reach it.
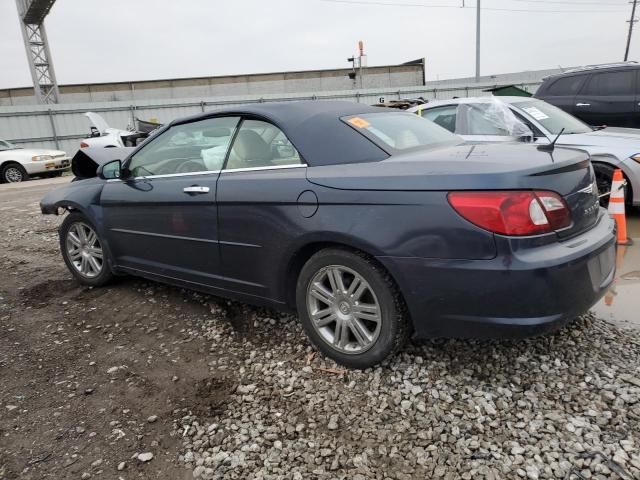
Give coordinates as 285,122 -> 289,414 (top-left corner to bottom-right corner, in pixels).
228,130 -> 273,169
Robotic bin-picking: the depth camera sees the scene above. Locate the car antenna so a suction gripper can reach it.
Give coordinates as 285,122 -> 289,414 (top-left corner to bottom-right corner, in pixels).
537,128 -> 565,153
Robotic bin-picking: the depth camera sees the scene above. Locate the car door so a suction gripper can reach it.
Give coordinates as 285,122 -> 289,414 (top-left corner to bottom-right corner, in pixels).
573,69 -> 637,127
216,118 -> 308,301
100,115 -> 240,287
536,74 -> 587,116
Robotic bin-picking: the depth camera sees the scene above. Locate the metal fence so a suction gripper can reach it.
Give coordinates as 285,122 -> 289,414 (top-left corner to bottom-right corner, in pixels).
0,81 -> 540,156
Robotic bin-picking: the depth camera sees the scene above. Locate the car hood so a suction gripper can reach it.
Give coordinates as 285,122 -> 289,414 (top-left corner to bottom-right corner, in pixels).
85,112 -> 111,135
557,128 -> 640,155
71,147 -> 134,178
32,148 -> 66,156
307,143 -> 588,191
0,148 -> 65,157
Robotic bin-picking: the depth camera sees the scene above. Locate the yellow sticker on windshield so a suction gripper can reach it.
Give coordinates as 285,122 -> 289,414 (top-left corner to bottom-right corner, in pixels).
348,117 -> 370,129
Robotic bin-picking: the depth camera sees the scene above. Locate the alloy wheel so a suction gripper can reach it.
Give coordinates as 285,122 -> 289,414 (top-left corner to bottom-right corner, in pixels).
4,167 -> 24,183
65,222 -> 103,278
306,265 -> 382,354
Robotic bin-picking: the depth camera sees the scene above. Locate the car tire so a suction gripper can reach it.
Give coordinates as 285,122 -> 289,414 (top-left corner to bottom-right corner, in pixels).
594,162 -> 630,207
296,248 -> 409,369
1,163 -> 29,183
59,212 -> 114,287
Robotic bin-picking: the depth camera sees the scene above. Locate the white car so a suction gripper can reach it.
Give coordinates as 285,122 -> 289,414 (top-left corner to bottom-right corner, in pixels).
80,112 -> 159,149
410,97 -> 640,206
0,139 -> 70,183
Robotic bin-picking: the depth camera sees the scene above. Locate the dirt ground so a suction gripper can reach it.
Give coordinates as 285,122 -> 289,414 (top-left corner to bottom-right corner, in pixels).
0,178 -> 233,479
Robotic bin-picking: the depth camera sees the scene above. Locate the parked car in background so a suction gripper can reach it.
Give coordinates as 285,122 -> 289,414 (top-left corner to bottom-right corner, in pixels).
535,62 -> 640,128
80,112 -> 161,149
0,139 -> 70,183
411,97 -> 640,206
41,101 -> 615,368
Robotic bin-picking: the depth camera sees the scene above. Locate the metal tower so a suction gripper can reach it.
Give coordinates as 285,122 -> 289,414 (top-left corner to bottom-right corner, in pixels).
15,0 -> 60,104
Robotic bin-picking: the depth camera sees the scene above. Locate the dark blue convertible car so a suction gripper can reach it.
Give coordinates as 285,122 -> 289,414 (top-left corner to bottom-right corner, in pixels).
41,101 -> 616,368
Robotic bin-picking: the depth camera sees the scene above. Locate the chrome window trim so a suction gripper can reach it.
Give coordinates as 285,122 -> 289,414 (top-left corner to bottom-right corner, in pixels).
106,163 -> 306,182
133,170 -> 221,180
221,164 -> 306,174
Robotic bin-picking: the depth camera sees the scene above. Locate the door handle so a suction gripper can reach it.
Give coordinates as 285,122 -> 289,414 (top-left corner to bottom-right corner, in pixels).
576,103 -> 591,107
183,186 -> 210,194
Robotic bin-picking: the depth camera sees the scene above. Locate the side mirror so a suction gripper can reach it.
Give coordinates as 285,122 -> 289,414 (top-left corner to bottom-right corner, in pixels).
97,159 -> 122,180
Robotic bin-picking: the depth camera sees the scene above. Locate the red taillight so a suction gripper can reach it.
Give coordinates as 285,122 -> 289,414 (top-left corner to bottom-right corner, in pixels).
447,190 -> 572,236
80,141 -> 89,148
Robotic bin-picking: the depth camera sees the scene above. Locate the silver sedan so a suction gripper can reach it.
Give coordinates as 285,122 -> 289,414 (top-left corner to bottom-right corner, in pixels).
410,97 -> 640,206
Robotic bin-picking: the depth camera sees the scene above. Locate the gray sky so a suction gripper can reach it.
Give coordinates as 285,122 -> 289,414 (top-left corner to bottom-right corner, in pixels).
0,0 -> 634,89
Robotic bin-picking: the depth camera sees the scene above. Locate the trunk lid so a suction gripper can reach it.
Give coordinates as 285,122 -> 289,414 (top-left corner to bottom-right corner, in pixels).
307,143 -> 599,238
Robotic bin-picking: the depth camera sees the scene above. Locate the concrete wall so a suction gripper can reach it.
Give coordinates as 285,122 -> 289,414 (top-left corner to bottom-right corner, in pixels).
0,61 -> 426,106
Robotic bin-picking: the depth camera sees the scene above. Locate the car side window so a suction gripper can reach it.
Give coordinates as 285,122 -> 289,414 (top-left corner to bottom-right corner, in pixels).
584,71 -> 635,96
421,106 -> 457,133
225,119 -> 302,170
127,116 -> 240,177
455,104 -> 510,136
546,75 -> 585,96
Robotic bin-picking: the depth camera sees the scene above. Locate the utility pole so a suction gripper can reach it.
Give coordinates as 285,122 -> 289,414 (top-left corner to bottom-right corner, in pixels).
625,0 -> 638,61
475,0 -> 481,81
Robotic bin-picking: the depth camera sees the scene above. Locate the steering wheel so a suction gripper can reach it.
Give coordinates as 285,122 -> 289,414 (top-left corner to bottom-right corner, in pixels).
176,160 -> 205,174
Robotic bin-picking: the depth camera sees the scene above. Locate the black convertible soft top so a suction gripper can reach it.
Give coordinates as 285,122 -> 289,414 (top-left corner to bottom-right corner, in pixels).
172,101 -> 390,166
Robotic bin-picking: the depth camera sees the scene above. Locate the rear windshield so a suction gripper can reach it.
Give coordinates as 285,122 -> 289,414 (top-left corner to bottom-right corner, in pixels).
342,112 -> 461,152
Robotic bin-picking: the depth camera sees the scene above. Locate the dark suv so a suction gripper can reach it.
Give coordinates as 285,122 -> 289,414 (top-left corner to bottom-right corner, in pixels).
535,62 -> 640,128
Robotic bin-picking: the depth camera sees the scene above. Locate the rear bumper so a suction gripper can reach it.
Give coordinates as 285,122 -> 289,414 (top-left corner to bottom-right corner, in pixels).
377,211 -> 617,339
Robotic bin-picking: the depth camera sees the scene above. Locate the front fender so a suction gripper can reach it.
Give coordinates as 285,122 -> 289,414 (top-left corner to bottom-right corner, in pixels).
40,178 -> 119,272
40,177 -> 106,215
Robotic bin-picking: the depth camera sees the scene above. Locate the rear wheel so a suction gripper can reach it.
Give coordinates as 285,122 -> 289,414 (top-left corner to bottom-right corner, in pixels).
1,163 -> 28,183
59,212 -> 113,287
296,248 -> 408,369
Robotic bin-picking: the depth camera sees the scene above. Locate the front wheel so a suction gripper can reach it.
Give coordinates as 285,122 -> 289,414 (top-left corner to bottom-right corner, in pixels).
1,163 -> 28,183
594,163 -> 630,207
296,248 -> 409,369
59,212 -> 113,287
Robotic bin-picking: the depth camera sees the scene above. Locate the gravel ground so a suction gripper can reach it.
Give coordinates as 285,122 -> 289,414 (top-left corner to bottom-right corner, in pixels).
1,180 -> 639,480
177,311 -> 640,480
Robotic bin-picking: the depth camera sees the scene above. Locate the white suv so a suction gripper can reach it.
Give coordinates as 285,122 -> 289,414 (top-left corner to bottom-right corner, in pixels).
0,140 -> 70,183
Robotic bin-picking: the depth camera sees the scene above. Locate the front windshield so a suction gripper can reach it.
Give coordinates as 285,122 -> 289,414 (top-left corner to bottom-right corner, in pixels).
343,112 -> 461,152
0,140 -> 20,151
516,100 -> 592,135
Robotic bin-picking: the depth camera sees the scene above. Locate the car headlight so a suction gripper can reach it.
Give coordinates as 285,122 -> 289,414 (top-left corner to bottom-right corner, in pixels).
32,155 -> 53,161
630,153 -> 640,164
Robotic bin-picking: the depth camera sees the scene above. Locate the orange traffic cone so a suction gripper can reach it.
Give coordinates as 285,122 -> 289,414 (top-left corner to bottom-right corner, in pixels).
608,169 -> 631,246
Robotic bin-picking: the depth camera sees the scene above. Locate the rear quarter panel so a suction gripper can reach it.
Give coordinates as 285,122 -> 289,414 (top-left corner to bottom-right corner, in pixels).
216,168 -> 497,305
